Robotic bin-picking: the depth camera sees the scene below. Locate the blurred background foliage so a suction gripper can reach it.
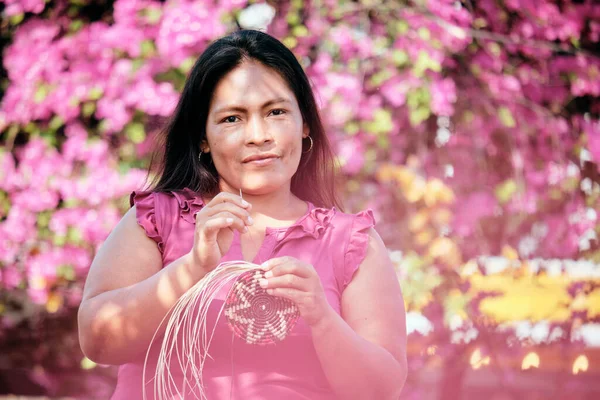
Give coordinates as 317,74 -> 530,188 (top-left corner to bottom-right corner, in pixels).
1,0 -> 599,398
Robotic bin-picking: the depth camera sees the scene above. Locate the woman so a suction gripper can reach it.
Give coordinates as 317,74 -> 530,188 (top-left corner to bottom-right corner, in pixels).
78,30 -> 407,400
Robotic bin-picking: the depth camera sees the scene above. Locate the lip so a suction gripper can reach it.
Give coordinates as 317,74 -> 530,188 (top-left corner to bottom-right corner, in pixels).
242,153 -> 280,163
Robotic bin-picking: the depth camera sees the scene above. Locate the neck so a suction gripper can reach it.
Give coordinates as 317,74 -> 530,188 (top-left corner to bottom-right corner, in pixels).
219,182 -> 304,221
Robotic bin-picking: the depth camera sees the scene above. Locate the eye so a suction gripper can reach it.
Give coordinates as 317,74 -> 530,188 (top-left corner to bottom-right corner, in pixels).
221,115 -> 240,123
270,109 -> 286,116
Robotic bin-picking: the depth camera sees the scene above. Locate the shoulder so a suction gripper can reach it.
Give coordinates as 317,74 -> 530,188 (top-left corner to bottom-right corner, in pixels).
326,208 -> 376,245
313,207 -> 377,291
129,187 -> 205,224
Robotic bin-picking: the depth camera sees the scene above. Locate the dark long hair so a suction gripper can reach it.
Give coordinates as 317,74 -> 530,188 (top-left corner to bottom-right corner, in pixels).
147,29 -> 341,209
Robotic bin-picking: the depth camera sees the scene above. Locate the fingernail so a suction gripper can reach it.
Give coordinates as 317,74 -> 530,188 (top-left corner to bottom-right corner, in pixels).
264,271 -> 273,278
226,218 -> 233,223
259,279 -> 268,288
243,226 -> 248,233
247,216 -> 253,225
261,261 -> 270,270
242,199 -> 249,207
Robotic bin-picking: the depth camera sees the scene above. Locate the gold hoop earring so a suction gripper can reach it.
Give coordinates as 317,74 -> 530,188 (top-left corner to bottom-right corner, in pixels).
303,136 -> 313,153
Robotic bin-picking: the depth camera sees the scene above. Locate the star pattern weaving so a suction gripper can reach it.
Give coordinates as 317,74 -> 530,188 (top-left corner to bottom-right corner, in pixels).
224,270 -> 300,345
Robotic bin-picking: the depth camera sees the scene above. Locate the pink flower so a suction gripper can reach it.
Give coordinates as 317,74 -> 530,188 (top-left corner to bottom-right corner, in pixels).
3,0 -> 46,16
381,76 -> 408,108
0,151 -> 17,191
0,207 -> 37,243
0,265 -> 22,289
430,78 -> 457,116
583,119 -> 600,165
337,137 -> 365,175
452,192 -> 498,237
156,1 -> 227,67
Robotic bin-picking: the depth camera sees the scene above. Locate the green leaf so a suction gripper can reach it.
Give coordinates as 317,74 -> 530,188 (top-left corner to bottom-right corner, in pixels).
369,69 -> 393,87
409,107 -> 431,126
363,109 -> 393,135
140,39 -> 156,58
57,265 -> 76,281
131,59 -> 144,73
391,50 -> 409,67
24,122 -> 40,135
417,27 -> 431,41
488,42 -> 502,57
66,227 -> 83,244
443,291 -> 471,326
142,7 -> 162,24
377,135 -> 390,149
9,13 -> 24,26
69,19 -> 84,33
179,57 -> 196,74
413,51 -> 441,77
498,106 -> 516,128
292,25 -> 309,37
282,36 -> 297,49
82,102 -> 96,118
345,121 -> 360,135
34,84 -> 51,103
395,20 -> 409,35
48,116 -> 64,131
53,235 -> 66,247
89,87 -> 103,101
495,179 -> 518,204
37,211 -> 52,229
286,12 -> 300,26
126,122 -> 146,144
0,190 -> 10,218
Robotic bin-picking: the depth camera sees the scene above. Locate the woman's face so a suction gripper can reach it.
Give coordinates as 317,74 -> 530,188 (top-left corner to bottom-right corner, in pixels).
204,61 -> 308,196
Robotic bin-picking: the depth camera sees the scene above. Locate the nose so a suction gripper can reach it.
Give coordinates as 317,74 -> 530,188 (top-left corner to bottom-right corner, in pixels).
245,114 -> 273,146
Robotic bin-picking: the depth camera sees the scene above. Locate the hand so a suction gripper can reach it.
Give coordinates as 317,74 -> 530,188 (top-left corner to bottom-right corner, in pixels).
188,192 -> 253,276
259,256 -> 334,328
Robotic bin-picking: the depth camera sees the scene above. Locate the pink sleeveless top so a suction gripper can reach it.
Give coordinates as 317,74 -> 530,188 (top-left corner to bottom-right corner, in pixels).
110,188 -> 375,400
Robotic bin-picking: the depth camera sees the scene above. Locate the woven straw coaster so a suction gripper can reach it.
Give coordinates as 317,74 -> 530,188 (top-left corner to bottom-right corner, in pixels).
224,269 -> 300,345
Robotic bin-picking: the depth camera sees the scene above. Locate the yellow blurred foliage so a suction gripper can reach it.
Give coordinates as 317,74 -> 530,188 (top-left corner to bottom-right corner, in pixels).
581,288 -> 600,318
46,292 -> 63,314
470,348 -> 491,370
431,208 -> 452,226
502,245 -> 520,260
424,179 -> 455,206
376,164 -> 454,205
415,229 -> 435,247
376,163 -> 599,325
522,352 -> 540,370
409,209 -> 429,232
428,237 -> 463,267
469,274 -> 572,322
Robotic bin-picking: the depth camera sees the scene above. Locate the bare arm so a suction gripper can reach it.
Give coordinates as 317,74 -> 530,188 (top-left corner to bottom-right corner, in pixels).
78,192 -> 252,365
310,229 -> 407,400
77,207 -> 204,365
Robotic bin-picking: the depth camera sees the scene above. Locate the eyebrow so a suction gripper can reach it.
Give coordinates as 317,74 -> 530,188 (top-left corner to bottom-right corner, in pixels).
213,97 -> 291,114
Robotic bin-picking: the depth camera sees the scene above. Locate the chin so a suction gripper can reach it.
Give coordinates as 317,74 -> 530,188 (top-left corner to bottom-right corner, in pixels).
240,173 -> 291,195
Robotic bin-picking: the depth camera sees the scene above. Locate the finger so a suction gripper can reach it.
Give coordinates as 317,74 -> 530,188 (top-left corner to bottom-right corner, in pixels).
203,202 -> 253,226
201,216 -> 235,242
211,211 -> 248,234
260,256 -> 296,271
207,191 -> 251,210
260,274 -> 310,291
266,287 -> 303,302
264,259 -> 313,279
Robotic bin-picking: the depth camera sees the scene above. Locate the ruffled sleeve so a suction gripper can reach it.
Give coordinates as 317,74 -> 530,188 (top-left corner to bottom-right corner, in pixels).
129,191 -> 164,253
341,209 -> 376,291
